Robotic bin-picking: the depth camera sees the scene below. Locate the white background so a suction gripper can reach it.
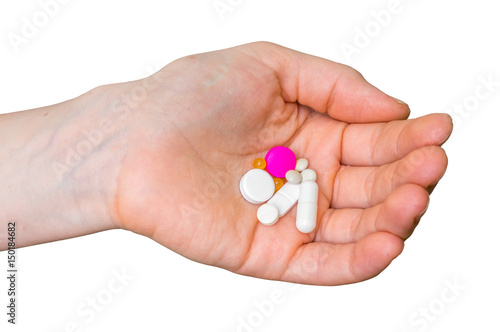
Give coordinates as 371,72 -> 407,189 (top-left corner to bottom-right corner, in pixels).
1,0 -> 499,331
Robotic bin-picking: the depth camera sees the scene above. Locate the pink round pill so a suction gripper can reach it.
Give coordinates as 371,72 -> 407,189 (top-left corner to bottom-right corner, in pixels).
265,146 -> 296,178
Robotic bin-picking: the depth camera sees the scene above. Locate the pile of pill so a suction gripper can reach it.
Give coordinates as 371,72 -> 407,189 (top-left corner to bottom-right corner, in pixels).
239,146 -> 318,233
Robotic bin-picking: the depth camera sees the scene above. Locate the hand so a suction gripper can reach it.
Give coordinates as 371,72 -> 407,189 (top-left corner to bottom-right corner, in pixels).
106,42 -> 452,285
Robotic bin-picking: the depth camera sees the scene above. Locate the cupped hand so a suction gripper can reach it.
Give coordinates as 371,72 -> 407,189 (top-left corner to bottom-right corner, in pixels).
113,42 -> 452,285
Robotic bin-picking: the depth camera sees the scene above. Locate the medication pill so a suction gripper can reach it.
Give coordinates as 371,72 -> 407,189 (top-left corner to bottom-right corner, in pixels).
265,146 -> 296,178
267,182 -> 300,217
257,204 -> 279,226
296,178 -> 318,233
252,158 -> 266,170
295,158 -> 309,172
273,177 -> 285,192
301,169 -> 317,182
239,169 -> 275,204
285,170 -> 302,184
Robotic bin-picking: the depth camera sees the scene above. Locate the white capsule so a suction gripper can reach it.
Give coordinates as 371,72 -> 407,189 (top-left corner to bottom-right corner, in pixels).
267,182 -> 300,217
295,158 -> 309,172
296,179 -> 318,233
285,170 -> 302,184
257,204 -> 279,226
301,169 -> 317,182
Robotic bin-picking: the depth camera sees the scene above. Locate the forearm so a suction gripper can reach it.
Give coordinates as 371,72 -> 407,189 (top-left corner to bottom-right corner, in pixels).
0,86 -> 125,249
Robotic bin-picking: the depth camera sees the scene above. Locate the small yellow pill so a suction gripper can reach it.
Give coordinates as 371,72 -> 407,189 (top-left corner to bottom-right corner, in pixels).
253,158 -> 267,170
273,177 -> 285,192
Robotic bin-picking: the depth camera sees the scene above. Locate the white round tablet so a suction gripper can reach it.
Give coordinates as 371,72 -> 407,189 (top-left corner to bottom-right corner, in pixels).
257,204 -> 279,226
239,169 -> 275,204
286,170 -> 302,184
295,158 -> 309,172
301,169 -> 317,182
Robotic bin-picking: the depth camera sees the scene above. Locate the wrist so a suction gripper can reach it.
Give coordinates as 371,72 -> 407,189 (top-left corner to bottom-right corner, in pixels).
0,85 -> 126,248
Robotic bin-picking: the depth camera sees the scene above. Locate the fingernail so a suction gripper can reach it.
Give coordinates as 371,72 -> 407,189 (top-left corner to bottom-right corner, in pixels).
433,130 -> 451,146
436,116 -> 454,145
393,97 -> 407,105
414,201 -> 430,225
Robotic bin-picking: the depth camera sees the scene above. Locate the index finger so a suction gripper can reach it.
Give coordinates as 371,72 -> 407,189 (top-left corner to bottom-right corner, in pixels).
239,42 -> 410,123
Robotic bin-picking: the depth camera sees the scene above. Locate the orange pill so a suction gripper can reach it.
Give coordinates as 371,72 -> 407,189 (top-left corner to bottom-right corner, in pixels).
273,177 -> 285,192
253,158 -> 267,170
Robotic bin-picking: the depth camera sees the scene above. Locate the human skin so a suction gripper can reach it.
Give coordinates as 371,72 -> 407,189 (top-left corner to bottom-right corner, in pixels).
0,42 -> 452,286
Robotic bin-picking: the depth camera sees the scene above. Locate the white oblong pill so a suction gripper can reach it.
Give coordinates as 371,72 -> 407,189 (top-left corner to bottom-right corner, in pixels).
295,158 -> 309,172
239,169 -> 275,204
267,182 -> 300,217
285,170 -> 302,184
301,169 -> 317,182
257,204 -> 279,226
296,180 -> 318,233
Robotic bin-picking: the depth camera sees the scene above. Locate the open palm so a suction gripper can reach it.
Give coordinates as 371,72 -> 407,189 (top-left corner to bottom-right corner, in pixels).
115,42 -> 452,286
